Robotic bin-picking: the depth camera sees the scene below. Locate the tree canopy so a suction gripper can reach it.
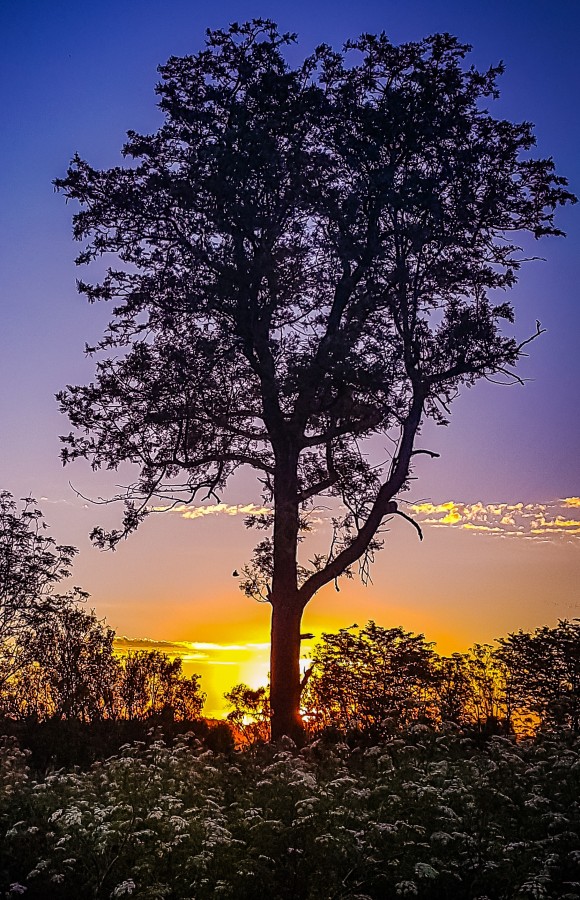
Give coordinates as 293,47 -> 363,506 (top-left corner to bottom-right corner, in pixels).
0,491 -> 86,689
56,20 -> 574,739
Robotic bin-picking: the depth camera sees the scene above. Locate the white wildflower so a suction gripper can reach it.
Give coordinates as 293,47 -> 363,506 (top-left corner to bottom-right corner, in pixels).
112,880 -> 136,897
519,881 -> 548,899
395,881 -> 418,896
61,808 -> 82,827
431,831 -> 453,846
415,862 -> 438,880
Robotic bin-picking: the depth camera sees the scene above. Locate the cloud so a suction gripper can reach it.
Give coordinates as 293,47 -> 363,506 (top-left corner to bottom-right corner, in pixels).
114,637 -> 209,660
146,495 -> 580,543
150,502 -> 270,519
408,497 -> 580,542
113,636 -> 272,663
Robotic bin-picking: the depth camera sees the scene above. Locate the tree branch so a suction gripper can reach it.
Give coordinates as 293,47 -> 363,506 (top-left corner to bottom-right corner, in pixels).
392,509 -> 423,540
297,389 -> 424,604
411,449 -> 440,459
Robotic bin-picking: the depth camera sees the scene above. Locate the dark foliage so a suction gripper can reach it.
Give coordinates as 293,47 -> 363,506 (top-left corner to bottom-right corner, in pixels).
0,716 -> 234,773
2,728 -> 580,898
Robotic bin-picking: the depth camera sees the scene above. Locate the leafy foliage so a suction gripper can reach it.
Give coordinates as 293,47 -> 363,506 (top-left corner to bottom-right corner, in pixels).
303,623 -> 437,733
117,650 -> 205,722
224,683 -> 271,744
6,604 -> 117,722
55,23 -> 574,538
0,492 -> 86,692
0,493 -> 206,727
497,620 -> 580,733
0,492 -> 79,639
302,620 -> 580,740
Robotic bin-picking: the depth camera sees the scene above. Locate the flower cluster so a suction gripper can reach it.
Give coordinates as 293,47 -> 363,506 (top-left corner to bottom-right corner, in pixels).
1,728 -> 580,898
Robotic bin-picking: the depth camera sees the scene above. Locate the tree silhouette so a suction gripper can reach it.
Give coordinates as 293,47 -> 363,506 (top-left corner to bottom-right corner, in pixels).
56,21 -> 574,740
433,653 -> 472,727
303,622 -> 437,734
224,682 -> 271,744
497,620 -> 580,733
20,603 -> 118,722
0,492 -> 85,691
461,642 -> 514,734
118,650 -> 205,721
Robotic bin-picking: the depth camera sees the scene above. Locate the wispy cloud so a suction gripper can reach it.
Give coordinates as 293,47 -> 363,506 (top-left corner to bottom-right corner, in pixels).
409,498 -> 580,541
150,502 -> 270,519
114,637 -> 272,661
562,497 -> 580,509
148,495 -> 580,543
114,637 -> 210,660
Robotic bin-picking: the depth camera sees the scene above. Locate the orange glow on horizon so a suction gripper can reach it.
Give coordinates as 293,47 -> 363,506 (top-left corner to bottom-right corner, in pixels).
85,491 -> 579,719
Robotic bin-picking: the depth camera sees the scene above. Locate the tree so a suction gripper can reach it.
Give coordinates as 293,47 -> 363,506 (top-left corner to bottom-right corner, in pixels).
461,643 -> 513,734
302,622 -> 437,734
224,682 -> 271,744
55,21 -> 574,741
497,620 -> 580,733
21,602 -> 118,721
432,653 -> 472,726
0,491 -> 83,690
117,650 -> 205,721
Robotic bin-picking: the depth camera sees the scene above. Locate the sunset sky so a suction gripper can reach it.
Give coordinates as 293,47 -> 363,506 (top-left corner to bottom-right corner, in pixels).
1,0 -> 579,715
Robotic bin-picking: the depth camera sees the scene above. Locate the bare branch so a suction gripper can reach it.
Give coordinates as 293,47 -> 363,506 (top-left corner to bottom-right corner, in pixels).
392,509 -> 423,541
411,449 -> 440,459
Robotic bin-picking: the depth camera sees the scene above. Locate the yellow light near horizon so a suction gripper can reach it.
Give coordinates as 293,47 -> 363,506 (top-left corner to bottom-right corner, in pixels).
112,635 -> 320,719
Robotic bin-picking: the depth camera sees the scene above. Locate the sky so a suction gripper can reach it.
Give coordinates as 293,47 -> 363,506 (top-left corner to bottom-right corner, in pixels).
1,0 -> 579,715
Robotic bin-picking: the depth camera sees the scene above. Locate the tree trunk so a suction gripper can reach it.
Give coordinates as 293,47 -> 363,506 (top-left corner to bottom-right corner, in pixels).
269,598 -> 305,743
269,444 -> 304,742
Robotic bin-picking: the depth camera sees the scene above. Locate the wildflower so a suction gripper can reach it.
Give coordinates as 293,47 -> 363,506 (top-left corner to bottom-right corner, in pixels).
430,831 -> 453,846
395,881 -> 418,896
415,862 -> 438,879
112,880 -> 136,897
519,881 -> 548,899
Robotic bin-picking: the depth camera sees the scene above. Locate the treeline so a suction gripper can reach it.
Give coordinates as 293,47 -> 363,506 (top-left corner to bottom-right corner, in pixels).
2,613 -> 204,724
0,492 -> 204,727
3,491 -> 580,745
226,620 -> 580,743
306,620 -> 580,737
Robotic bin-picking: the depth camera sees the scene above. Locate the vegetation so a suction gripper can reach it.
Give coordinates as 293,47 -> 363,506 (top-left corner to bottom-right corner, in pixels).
0,490 -> 85,694
1,11 -> 577,893
0,493 -> 206,739
303,623 -> 437,734
2,491 -> 580,895
54,20 -> 574,740
224,683 -> 271,745
2,492 -> 580,746
2,729 -> 580,898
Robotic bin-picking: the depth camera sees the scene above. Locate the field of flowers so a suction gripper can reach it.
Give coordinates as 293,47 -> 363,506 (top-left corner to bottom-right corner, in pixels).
1,727 -> 580,899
